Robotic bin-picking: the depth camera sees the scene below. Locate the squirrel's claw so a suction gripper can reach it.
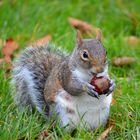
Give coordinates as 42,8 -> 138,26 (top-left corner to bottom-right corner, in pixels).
88,90 -> 99,99
86,84 -> 99,99
106,79 -> 115,96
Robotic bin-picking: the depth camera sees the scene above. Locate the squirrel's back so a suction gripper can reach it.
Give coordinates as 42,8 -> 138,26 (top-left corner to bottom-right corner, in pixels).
12,45 -> 68,114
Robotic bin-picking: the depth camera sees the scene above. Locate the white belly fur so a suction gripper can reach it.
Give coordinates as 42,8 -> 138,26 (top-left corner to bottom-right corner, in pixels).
55,91 -> 112,130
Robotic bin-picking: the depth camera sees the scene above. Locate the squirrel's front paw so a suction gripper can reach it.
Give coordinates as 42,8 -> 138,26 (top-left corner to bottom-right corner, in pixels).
85,83 -> 99,99
106,79 -> 115,96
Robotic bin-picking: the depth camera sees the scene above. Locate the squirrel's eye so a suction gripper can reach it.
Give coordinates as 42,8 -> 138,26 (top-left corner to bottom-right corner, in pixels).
83,51 -> 88,58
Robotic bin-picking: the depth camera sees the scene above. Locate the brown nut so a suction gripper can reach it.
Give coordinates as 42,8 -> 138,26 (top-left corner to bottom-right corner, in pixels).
90,76 -> 110,94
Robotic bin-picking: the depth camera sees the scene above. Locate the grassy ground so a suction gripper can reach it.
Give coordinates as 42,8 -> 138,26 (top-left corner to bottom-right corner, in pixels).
0,0 -> 140,139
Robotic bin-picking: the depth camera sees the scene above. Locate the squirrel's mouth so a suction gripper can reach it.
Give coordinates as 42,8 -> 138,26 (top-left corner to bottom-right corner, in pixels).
90,71 -> 97,76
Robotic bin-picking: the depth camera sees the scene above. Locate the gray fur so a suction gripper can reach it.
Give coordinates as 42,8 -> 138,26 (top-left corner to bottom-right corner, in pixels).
12,38 -> 114,129
12,45 -> 67,115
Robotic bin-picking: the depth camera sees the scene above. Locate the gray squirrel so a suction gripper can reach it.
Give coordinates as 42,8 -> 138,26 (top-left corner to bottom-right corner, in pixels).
12,30 -> 115,130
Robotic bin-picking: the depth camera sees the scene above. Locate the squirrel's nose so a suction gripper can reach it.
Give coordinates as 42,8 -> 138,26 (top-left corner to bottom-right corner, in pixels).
95,67 -> 104,73
90,66 -> 104,74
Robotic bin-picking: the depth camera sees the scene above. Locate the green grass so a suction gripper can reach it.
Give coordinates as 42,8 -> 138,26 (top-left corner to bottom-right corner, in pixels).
0,0 -> 140,139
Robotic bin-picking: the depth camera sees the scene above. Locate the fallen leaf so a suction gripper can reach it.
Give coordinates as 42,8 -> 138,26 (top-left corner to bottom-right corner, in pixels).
96,125 -> 114,140
125,36 -> 140,46
31,35 -> 51,47
0,38 -> 18,78
4,56 -> 12,63
0,56 -> 12,65
112,56 -> 136,67
111,98 -> 117,105
35,130 -> 51,140
2,38 -> 19,57
68,17 -> 95,33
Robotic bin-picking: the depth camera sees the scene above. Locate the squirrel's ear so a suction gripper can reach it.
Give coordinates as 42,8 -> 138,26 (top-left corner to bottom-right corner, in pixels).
76,30 -> 83,47
95,28 -> 102,42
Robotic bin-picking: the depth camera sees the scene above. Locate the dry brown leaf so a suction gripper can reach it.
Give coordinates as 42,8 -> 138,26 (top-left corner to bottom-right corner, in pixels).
112,56 -> 136,67
2,38 -> 19,57
0,38 -> 18,78
96,124 -> 114,140
0,56 -> 12,65
125,36 -> 140,46
97,117 -> 115,140
111,98 -> 117,105
4,56 -> 12,63
68,17 -> 95,33
35,130 -> 51,140
31,35 -> 51,47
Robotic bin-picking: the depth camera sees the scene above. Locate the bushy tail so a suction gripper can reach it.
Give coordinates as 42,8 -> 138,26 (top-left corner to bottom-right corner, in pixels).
11,45 -> 67,115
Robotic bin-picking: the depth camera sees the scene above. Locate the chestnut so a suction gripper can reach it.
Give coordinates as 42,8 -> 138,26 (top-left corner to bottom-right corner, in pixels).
90,76 -> 110,94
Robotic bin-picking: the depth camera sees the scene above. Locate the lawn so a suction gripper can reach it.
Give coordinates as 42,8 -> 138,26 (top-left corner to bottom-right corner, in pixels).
0,0 -> 140,139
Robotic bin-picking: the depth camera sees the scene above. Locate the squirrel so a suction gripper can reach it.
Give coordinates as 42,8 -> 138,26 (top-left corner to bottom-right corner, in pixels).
12,30 -> 115,130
